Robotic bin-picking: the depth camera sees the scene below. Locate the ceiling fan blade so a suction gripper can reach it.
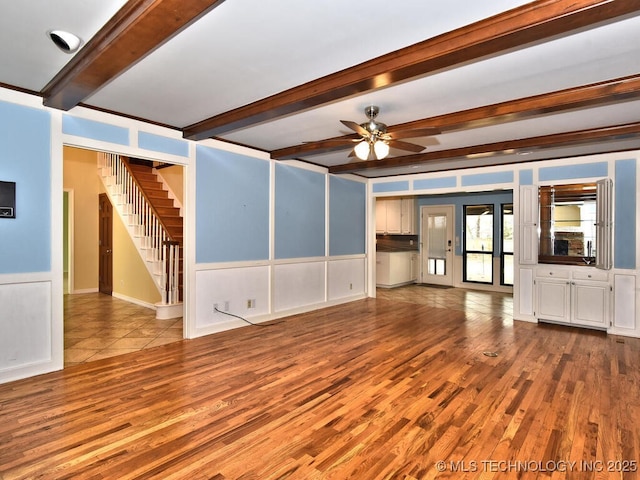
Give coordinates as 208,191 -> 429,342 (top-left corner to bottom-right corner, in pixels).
303,138 -> 358,145
387,127 -> 441,139
387,139 -> 426,153
340,120 -> 370,138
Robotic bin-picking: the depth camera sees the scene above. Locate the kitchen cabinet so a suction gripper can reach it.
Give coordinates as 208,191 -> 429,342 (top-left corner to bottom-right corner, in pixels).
376,251 -> 418,287
536,266 -> 610,329
376,197 -> 416,234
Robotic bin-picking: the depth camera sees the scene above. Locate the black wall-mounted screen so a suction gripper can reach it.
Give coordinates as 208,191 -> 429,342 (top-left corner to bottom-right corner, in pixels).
0,181 -> 16,218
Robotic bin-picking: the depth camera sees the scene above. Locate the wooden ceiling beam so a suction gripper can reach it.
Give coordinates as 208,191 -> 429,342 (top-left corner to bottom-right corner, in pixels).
42,0 -> 227,110
272,74 -> 640,159
328,123 -> 640,174
184,0 -> 640,140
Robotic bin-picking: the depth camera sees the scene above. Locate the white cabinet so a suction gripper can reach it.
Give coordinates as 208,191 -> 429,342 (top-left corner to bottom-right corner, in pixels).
572,281 -> 610,328
376,197 -> 416,234
537,278 -> 570,323
536,266 -> 610,329
400,198 -> 415,234
386,200 -> 402,233
376,251 -> 417,287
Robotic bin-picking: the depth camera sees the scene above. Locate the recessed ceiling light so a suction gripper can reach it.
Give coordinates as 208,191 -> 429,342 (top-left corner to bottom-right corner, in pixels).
48,30 -> 82,54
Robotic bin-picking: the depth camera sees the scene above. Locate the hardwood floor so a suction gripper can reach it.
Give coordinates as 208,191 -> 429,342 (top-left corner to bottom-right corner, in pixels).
1,288 -> 639,479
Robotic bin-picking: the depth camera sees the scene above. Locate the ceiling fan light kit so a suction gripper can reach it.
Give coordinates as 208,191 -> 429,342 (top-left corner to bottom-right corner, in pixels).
354,140 -> 371,160
373,139 -> 389,159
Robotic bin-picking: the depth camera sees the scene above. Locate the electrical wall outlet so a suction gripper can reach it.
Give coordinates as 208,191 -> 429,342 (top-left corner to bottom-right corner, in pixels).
224,301 -> 230,311
213,303 -> 219,312
349,283 -> 353,290
247,299 -> 256,309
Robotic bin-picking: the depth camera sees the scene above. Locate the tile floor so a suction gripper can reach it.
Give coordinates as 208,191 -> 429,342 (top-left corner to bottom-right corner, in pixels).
64,293 -> 183,366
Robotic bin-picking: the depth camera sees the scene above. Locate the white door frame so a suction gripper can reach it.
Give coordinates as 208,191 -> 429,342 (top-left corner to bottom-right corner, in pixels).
63,188 -> 74,294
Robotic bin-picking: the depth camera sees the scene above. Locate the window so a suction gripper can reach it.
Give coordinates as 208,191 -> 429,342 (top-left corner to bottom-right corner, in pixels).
501,204 -> 514,286
464,204 -> 493,283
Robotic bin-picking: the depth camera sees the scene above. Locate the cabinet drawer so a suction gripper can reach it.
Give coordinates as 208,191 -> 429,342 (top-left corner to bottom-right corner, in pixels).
536,267 -> 570,279
572,269 -> 608,282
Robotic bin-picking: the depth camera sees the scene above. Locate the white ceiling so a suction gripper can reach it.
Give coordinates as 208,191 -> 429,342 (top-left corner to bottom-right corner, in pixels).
2,0 -> 640,177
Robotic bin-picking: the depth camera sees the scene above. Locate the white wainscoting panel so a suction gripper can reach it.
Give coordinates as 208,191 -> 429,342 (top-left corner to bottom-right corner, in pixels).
328,258 -> 365,301
519,267 -> 534,316
274,262 -> 325,312
613,274 -> 636,331
0,281 -> 52,372
195,266 -> 270,329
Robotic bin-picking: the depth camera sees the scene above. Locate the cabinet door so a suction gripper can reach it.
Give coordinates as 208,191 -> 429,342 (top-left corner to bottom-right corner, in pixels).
410,253 -> 418,281
401,198 -> 416,234
385,199 -> 402,234
595,178 -> 612,270
537,279 -> 570,323
519,185 -> 538,265
376,252 -> 390,285
572,281 -> 609,328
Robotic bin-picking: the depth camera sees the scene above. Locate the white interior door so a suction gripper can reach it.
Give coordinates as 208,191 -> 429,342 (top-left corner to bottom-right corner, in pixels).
420,205 -> 454,286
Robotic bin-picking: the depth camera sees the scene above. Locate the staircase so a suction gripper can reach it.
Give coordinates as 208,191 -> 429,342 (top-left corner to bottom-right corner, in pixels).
98,153 -> 183,319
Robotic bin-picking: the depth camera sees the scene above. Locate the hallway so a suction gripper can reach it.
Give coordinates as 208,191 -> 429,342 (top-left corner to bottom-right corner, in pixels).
64,293 -> 183,366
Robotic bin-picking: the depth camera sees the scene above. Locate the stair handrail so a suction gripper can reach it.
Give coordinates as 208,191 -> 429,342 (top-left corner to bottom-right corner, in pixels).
99,153 -> 181,305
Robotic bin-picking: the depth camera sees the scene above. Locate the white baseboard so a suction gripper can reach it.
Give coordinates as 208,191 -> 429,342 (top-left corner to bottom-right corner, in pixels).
71,288 -> 99,294
112,292 -> 156,310
155,302 -> 183,320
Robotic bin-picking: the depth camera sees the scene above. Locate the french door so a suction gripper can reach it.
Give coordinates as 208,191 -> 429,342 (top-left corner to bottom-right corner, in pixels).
420,205 -> 454,286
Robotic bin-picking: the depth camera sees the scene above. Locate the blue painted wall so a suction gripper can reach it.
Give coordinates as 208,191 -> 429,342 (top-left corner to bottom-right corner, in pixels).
539,162 -> 608,181
195,146 -> 270,263
138,131 -> 189,157
329,176 -> 366,255
373,180 -> 410,193
615,159 -> 636,269
63,115 -> 129,145
0,101 -> 51,273
275,164 -> 326,259
417,190 -> 513,256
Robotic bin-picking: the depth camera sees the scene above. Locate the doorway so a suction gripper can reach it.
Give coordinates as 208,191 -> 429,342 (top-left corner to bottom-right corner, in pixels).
98,193 -> 113,295
420,205 -> 454,286
63,147 -> 185,366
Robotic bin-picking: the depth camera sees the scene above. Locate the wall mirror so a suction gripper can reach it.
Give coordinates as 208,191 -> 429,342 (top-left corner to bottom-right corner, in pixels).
538,180 -> 611,268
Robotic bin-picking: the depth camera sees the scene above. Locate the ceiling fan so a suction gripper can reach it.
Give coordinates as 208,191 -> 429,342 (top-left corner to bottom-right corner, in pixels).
340,106 -> 440,161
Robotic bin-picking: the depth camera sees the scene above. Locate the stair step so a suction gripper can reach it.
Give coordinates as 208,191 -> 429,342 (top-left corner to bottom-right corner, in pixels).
137,179 -> 163,188
151,198 -> 175,207
128,163 -> 153,171
143,188 -> 169,198
134,173 -> 158,182
155,206 -> 180,216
